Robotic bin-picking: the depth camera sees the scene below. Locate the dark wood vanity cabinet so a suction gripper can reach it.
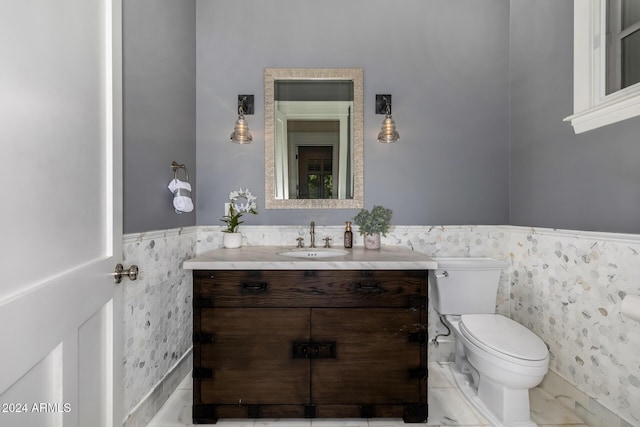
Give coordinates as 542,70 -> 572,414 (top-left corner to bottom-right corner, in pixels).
192,269 -> 428,424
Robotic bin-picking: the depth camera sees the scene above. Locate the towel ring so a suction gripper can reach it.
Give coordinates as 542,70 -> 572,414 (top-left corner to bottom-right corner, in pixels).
171,161 -> 189,182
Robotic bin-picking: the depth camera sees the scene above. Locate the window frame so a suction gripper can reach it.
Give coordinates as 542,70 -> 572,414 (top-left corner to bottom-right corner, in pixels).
565,0 -> 640,133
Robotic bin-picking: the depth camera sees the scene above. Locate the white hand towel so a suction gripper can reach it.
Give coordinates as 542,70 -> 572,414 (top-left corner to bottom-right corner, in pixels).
168,179 -> 193,213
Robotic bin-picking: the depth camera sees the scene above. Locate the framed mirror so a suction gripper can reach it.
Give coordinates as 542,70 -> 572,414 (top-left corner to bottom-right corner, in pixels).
264,68 -> 363,209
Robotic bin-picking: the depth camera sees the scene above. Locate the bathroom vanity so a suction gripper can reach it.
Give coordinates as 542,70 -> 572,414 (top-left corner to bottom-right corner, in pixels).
183,246 -> 436,424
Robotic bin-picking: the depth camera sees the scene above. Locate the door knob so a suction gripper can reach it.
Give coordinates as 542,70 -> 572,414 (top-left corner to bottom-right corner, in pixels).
113,263 -> 139,284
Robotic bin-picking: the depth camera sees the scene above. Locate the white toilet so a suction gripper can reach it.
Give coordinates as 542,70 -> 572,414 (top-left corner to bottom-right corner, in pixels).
430,257 -> 549,427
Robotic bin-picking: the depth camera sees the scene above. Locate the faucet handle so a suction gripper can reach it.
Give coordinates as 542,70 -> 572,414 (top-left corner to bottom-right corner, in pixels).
323,237 -> 332,248
296,237 -> 304,248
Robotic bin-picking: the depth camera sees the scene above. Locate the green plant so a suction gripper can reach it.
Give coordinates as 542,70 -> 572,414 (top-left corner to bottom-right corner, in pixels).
353,205 -> 393,236
220,188 -> 258,233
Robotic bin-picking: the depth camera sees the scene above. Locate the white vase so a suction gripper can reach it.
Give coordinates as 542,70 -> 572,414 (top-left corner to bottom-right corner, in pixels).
223,232 -> 242,249
363,233 -> 381,250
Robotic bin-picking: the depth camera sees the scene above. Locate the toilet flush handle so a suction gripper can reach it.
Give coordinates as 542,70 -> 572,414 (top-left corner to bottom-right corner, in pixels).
434,271 -> 449,279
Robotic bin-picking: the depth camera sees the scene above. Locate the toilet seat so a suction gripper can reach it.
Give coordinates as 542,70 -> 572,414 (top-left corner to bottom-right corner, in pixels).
460,314 -> 548,363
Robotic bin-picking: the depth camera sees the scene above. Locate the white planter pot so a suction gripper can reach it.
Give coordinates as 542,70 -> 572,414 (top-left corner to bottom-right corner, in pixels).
223,232 -> 242,249
363,233 -> 381,250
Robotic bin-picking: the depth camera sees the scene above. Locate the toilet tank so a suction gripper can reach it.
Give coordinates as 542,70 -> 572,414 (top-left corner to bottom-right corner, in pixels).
429,257 -> 508,315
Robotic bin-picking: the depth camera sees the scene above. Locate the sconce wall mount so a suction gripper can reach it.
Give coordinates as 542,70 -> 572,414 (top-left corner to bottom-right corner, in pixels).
238,94 -> 254,115
375,94 -> 400,143
375,94 -> 392,115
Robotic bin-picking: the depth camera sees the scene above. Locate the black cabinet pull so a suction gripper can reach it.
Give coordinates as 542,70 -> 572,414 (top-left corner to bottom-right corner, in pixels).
353,282 -> 382,293
292,341 -> 336,359
241,282 -> 269,293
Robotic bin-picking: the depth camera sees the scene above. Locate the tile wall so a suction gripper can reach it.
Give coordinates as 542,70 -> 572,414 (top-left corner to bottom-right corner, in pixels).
122,227 -> 197,427
121,224 -> 640,427
510,226 -> 640,426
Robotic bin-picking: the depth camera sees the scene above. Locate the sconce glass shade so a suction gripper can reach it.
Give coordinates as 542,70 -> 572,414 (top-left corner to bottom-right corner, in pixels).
230,113 -> 253,144
377,114 -> 400,143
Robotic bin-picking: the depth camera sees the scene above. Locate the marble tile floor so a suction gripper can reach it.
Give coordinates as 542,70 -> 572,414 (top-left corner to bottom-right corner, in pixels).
148,362 -> 588,427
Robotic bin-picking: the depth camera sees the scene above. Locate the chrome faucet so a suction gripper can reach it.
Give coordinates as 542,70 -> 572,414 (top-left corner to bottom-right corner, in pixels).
309,221 -> 316,248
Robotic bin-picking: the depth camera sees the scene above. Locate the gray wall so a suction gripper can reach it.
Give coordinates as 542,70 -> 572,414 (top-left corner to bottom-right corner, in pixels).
196,0 -> 510,228
123,0 -> 196,233
123,0 -> 640,234
509,0 -> 640,234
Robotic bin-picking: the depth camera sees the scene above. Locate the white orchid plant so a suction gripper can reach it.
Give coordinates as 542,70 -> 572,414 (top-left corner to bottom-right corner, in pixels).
221,188 -> 258,233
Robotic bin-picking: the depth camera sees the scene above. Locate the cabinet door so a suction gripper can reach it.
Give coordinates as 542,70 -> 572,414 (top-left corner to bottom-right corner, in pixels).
311,308 -> 425,405
196,308 -> 310,404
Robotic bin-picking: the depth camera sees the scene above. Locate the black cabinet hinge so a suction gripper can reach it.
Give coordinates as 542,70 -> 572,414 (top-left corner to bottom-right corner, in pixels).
408,332 -> 427,344
408,295 -> 425,308
403,403 -> 427,423
193,333 -> 214,344
360,404 -> 374,418
194,297 -> 214,308
304,405 -> 316,418
192,367 -> 213,379
408,367 -> 428,379
193,404 -> 217,424
247,404 -> 260,418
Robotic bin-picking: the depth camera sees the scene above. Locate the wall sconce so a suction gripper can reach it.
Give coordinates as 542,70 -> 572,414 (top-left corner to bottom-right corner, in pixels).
375,95 -> 400,143
230,95 -> 254,144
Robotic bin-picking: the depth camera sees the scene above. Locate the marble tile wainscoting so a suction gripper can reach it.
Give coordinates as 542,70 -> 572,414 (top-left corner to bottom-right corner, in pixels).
120,224 -> 640,427
122,227 -> 198,427
509,227 -> 640,427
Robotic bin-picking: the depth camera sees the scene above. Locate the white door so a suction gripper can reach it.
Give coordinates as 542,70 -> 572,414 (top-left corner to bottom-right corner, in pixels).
0,0 -> 123,426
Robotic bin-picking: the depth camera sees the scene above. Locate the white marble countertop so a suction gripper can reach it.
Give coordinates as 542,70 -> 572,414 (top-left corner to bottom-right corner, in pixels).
183,246 -> 437,270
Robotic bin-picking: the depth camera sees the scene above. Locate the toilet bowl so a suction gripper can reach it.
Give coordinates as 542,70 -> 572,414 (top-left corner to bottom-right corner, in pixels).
445,315 -> 549,427
459,315 -> 549,382
430,258 -> 549,427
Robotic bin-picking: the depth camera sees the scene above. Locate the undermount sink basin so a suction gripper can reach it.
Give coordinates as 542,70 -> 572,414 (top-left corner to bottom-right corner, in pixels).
278,248 -> 349,259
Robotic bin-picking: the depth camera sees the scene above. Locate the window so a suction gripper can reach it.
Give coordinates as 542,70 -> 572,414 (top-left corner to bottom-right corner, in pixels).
566,0 -> 640,133
607,0 -> 640,93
